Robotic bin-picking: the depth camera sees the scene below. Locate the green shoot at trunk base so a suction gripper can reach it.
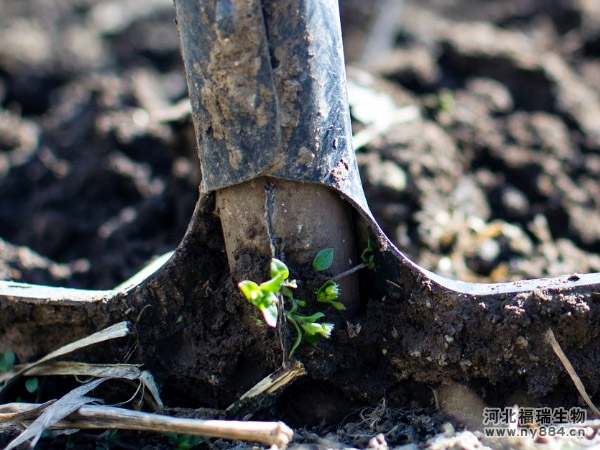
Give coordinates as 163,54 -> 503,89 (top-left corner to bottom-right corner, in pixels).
238,244 -> 375,357
238,258 -> 292,327
238,254 -> 338,358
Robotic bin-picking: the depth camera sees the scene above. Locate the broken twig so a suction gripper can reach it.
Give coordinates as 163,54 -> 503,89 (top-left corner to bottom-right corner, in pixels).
0,402 -> 294,447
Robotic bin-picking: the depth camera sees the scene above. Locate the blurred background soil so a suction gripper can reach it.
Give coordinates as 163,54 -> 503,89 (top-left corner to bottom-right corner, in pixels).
1,0 -> 600,448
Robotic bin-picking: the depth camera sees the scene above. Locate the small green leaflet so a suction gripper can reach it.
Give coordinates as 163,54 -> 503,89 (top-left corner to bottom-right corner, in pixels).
313,248 -> 334,272
25,377 -> 38,394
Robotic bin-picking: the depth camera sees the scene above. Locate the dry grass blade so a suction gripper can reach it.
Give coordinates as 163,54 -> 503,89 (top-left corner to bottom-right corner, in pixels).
139,370 -> 163,410
22,361 -> 163,410
546,328 -> 600,416
114,251 -> 173,291
0,400 -> 56,424
226,360 -> 306,417
1,402 -> 294,447
4,378 -> 106,449
0,321 -> 130,394
23,361 -> 143,379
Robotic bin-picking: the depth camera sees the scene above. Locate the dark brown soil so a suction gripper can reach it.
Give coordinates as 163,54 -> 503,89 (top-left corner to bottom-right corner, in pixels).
2,0 -> 600,448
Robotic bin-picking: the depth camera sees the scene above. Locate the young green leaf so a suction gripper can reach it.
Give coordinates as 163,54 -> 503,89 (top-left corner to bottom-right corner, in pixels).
301,321 -> 334,339
258,259 -> 290,293
270,258 -> 289,280
258,292 -> 279,327
313,248 -> 334,272
238,280 -> 262,303
238,279 -> 279,327
260,276 -> 284,294
25,377 -> 38,394
316,280 -> 339,302
0,350 -> 16,372
361,238 -> 375,269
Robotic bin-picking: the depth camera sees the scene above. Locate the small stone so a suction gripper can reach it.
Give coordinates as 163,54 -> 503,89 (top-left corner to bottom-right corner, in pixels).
500,186 -> 530,219
365,159 -> 407,193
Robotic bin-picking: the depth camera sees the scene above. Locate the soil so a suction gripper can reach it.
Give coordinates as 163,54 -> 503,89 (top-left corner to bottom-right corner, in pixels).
1,0 -> 600,449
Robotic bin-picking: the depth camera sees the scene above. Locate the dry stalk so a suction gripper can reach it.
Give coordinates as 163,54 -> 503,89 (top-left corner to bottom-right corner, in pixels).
0,402 -> 294,447
546,328 -> 600,416
0,321 -> 131,395
22,361 -> 163,410
226,360 -> 306,418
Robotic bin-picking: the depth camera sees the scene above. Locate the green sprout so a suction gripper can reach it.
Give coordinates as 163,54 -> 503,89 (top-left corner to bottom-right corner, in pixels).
238,254 -> 337,358
281,280 -> 335,357
361,237 -> 375,270
298,313 -> 334,341
238,258 -> 290,327
316,280 -> 344,310
438,89 -> 454,114
238,244 -> 375,358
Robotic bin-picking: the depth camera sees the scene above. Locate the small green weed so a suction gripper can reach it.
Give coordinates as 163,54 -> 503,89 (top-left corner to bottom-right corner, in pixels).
239,256 -> 336,357
361,237 -> 375,270
239,245 -> 373,358
0,349 -> 38,399
316,279 -> 344,310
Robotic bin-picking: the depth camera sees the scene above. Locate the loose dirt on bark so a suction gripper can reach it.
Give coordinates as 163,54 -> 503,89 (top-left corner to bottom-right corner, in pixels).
1,0 -> 600,448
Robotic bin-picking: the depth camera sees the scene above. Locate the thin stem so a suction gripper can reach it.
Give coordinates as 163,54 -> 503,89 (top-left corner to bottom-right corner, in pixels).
332,263 -> 367,281
287,314 -> 303,359
277,294 -> 286,366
